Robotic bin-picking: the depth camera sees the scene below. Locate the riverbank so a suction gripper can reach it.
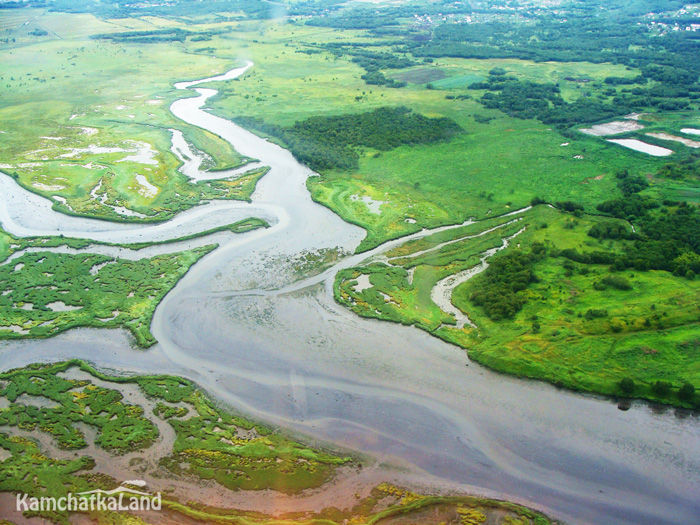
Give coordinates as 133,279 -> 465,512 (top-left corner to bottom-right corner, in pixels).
0,57 -> 698,525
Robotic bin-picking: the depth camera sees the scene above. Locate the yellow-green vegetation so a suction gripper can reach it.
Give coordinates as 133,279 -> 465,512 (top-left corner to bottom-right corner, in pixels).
109,483 -> 556,525
0,10 -> 258,222
0,361 -> 351,524
3,153 -> 267,223
335,213 -> 526,331
0,364 -> 158,452
0,247 -> 214,347
337,205 -> 700,408
0,362 -> 555,525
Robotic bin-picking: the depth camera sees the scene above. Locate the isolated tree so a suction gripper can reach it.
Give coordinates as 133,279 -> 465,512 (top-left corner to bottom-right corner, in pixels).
652,380 -> 671,397
619,377 -> 635,395
678,382 -> 695,401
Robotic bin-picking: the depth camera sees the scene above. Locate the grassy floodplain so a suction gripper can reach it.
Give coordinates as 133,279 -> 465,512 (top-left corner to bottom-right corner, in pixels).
335,212 -> 527,331
0,216 -> 267,346
172,14 -> 700,406
336,205 -> 700,408
447,207 -> 700,406
197,23 -> 668,250
0,10 -> 276,346
0,10 -> 261,222
1,5 -> 699,404
0,361 -> 556,525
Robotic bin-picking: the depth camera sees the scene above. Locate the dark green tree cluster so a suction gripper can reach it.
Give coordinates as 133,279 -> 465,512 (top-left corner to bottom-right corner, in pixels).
317,44 -> 415,87
656,152 -> 700,180
632,378 -> 697,403
604,75 -> 646,85
574,198 -> 700,275
235,107 -> 462,172
91,28 -> 192,43
475,78 -> 626,128
468,244 -> 546,321
587,222 -> 635,240
596,194 -> 658,220
361,71 -> 406,88
601,274 -> 633,290
615,169 -> 649,196
555,201 -> 584,213
351,50 -> 417,71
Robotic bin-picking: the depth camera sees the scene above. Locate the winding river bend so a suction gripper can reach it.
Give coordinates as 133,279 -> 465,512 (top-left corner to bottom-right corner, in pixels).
1,63 -> 699,525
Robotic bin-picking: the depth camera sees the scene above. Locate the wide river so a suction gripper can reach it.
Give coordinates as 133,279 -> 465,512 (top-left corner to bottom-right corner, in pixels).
1,63 -> 699,525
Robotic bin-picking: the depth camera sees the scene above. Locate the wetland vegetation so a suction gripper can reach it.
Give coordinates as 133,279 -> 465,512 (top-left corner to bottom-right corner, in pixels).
1,0 -> 699,412
0,248 -> 214,347
0,361 -> 555,524
1,0 -> 700,522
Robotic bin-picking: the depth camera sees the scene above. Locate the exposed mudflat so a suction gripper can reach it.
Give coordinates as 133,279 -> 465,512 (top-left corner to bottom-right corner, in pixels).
607,138 -> 674,156
646,132 -> 700,148
580,121 -> 644,136
0,64 -> 699,525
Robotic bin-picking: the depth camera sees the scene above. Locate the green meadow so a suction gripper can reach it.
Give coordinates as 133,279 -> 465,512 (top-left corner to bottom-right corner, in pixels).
195,23 -> 667,249
336,205 -> 700,408
448,207 -> 700,406
0,11 -> 257,222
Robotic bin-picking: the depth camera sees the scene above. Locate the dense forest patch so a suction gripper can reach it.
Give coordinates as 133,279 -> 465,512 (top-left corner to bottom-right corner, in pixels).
234,106 -> 462,172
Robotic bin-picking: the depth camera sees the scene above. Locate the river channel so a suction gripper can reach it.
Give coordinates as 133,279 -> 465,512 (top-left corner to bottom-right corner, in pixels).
0,63 -> 698,525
